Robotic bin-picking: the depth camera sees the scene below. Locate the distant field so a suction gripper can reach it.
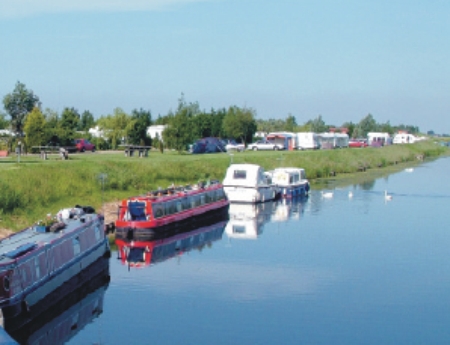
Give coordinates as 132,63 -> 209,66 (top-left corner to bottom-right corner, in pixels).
0,142 -> 447,230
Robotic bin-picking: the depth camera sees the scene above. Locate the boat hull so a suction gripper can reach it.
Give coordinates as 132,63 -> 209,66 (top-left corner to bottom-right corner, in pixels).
277,181 -> 310,198
223,186 -> 278,203
115,206 -> 229,241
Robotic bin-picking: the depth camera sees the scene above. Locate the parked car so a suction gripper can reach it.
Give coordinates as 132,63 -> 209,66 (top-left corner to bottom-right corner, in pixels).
349,139 -> 368,148
222,139 -> 245,152
74,138 -> 96,152
247,139 -> 284,151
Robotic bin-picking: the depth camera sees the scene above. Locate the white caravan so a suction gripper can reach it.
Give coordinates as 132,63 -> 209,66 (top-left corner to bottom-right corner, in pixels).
296,132 -> 320,150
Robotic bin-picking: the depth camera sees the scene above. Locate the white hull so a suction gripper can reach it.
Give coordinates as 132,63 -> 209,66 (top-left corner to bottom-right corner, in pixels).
223,186 -> 277,203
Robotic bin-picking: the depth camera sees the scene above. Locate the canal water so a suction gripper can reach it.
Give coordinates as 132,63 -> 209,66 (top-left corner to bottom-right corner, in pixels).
18,157 -> 450,344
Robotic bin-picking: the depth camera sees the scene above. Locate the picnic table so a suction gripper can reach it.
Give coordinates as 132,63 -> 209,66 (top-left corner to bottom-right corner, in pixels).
121,145 -> 152,157
32,146 -> 70,160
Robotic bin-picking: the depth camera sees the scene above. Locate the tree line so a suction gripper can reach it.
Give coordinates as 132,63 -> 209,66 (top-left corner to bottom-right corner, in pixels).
1,81 -> 422,152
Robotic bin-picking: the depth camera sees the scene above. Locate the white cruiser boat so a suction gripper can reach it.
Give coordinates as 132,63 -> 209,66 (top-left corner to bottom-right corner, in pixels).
268,167 -> 310,198
223,164 -> 279,203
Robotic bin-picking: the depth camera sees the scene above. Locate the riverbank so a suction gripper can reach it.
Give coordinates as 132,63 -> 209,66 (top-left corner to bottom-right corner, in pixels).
0,141 -> 447,232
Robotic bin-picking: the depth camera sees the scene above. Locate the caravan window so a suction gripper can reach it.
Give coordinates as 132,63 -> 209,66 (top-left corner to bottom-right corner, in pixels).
233,170 -> 247,179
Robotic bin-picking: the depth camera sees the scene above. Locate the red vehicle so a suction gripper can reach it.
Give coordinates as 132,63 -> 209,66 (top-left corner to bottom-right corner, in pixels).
349,139 -> 368,148
74,139 -> 95,152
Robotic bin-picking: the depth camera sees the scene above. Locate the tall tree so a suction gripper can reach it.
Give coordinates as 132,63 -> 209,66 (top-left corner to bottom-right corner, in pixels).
24,107 -> 46,148
307,115 -> 328,133
357,113 -> 377,137
0,112 -> 9,129
59,107 -> 80,145
97,108 -> 131,149
78,110 -> 95,131
128,108 -> 152,145
285,114 -> 297,132
3,81 -> 40,135
222,106 -> 257,143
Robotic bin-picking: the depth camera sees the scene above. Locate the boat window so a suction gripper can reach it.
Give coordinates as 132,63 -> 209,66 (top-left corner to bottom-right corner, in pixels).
233,170 -> 247,179
232,225 -> 246,234
35,257 -> 40,280
194,195 -> 201,207
73,237 -> 81,256
176,201 -> 182,212
205,192 -> 211,203
153,203 -> 164,218
182,197 -> 190,210
200,194 -> 205,205
165,201 -> 172,215
94,225 -> 101,241
217,189 -> 225,200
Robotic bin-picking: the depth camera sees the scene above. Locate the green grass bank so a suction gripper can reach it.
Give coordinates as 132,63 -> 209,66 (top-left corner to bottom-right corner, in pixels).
0,141 -> 448,231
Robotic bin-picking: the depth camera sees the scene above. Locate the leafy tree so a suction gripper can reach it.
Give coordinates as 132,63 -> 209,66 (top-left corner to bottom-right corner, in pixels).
285,114 -> 297,132
341,121 -> 356,138
78,110 -> 95,131
0,112 -> 9,129
222,106 -> 257,144
24,107 -> 46,149
59,107 -> 80,145
209,108 -> 226,138
128,108 -> 152,145
307,115 -> 328,133
357,113 -> 377,137
97,108 -> 131,149
163,108 -> 195,152
3,81 -> 40,135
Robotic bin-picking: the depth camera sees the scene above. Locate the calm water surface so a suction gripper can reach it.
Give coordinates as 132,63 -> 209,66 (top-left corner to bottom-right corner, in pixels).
38,158 -> 450,344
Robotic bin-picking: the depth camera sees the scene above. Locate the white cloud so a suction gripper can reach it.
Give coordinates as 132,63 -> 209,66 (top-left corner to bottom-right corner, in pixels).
0,0 -> 208,18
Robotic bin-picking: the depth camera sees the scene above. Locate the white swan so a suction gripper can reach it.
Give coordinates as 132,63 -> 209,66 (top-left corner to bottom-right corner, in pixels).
322,191 -> 333,198
348,191 -> 353,198
384,190 -> 392,201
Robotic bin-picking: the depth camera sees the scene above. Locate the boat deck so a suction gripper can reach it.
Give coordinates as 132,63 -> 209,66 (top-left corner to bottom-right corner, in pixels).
0,213 -> 99,265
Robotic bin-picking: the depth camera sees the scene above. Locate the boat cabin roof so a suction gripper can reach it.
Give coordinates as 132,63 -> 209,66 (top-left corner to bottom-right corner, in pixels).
271,167 -> 307,184
223,164 -> 268,187
0,211 -> 100,265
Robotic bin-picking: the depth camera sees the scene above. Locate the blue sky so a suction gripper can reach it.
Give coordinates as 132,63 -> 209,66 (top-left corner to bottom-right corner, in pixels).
1,0 -> 449,133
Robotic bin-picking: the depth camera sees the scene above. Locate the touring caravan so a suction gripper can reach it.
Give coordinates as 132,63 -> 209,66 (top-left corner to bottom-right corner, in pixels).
296,132 -> 319,150
393,133 -> 416,144
318,133 -> 349,149
266,132 -> 296,151
367,132 -> 391,147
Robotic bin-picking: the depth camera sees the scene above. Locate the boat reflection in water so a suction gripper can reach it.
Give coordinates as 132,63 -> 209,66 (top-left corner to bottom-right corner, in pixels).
226,197 -> 308,239
270,196 -> 307,223
3,256 -> 110,345
225,202 -> 274,240
115,209 -> 229,268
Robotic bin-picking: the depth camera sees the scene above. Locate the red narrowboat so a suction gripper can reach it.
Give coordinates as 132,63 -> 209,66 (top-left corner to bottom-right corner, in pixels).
0,205 -> 110,318
115,180 -> 229,240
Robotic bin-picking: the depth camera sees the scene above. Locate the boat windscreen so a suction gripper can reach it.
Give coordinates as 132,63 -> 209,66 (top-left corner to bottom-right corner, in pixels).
128,248 -> 146,263
128,201 -> 147,221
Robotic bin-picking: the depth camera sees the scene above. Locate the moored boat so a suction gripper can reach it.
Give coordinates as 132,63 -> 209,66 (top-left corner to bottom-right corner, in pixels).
268,167 -> 310,198
114,180 -> 229,239
0,205 -> 110,318
222,163 -> 279,203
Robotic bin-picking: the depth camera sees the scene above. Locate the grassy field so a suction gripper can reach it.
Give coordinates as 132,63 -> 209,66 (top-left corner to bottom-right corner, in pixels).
0,141 -> 448,231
